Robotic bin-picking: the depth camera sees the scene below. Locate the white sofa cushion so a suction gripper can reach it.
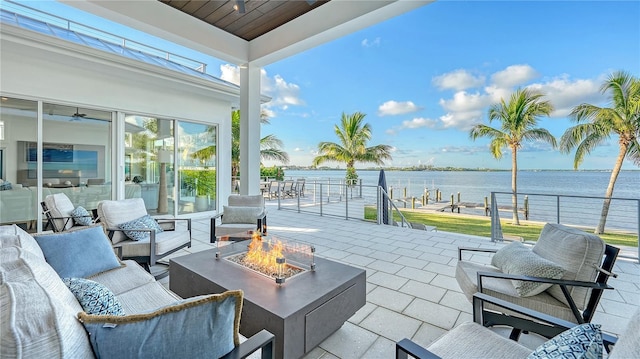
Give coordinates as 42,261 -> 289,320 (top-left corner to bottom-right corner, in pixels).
0,246 -> 94,359
0,224 -> 44,258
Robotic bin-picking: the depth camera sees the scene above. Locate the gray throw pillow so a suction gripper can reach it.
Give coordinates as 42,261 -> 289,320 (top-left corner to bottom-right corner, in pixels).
221,206 -> 261,224
34,225 -> 122,278
79,290 -> 243,359
492,241 -> 565,297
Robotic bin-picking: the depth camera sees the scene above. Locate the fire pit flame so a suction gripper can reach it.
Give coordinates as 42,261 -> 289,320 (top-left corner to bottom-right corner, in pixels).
245,232 -> 285,272
223,232 -> 306,284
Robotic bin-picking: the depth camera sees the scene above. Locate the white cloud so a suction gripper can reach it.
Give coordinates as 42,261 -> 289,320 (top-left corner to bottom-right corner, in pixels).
378,100 -> 420,116
439,91 -> 491,113
430,65 -> 605,131
432,69 -> 485,91
219,64 -> 304,116
527,75 -> 602,117
220,64 -> 240,85
490,64 -> 538,88
399,117 -> 438,129
439,112 -> 483,130
362,37 -> 381,47
294,147 -> 303,152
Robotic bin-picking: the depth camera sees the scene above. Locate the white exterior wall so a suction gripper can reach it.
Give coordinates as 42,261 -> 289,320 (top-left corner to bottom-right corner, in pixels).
0,25 -> 238,214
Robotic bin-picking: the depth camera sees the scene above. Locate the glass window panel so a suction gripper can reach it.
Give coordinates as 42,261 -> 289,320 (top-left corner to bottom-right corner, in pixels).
0,97 -> 38,232
124,115 -> 174,215
42,103 -> 112,211
178,121 -> 216,215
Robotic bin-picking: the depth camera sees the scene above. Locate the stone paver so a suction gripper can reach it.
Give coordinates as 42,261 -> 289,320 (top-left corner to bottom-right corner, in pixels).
168,202 -> 640,358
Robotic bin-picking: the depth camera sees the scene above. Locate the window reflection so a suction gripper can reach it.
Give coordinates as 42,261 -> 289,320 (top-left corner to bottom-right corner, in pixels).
178,121 -> 217,214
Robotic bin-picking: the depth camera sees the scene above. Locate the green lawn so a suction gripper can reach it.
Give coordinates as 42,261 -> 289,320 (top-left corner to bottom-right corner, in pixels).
364,207 -> 638,247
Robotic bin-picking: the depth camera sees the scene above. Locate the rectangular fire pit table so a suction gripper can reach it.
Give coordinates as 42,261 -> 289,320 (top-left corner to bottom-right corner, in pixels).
169,247 -> 366,359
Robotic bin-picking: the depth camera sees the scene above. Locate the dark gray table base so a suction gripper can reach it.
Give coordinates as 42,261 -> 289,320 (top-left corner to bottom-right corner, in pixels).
170,248 -> 366,359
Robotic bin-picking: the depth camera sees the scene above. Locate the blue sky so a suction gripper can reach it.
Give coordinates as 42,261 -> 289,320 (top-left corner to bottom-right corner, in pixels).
15,1 -> 640,170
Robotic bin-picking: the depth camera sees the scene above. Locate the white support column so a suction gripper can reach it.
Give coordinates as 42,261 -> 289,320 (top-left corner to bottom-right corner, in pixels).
239,63 -> 262,195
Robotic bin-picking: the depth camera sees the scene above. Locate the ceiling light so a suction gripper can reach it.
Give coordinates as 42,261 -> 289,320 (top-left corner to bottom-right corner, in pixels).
234,0 -> 246,14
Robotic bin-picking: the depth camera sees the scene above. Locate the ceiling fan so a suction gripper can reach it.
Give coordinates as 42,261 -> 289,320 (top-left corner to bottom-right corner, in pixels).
70,107 -> 87,121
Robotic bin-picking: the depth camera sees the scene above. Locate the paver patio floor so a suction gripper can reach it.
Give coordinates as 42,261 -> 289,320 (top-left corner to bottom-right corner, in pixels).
163,202 -> 640,359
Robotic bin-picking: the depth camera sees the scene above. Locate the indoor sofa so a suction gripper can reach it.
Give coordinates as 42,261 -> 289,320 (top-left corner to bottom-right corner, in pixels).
0,224 -> 274,358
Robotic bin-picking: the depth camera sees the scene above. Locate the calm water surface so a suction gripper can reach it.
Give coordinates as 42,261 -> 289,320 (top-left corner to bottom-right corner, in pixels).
286,170 -> 639,201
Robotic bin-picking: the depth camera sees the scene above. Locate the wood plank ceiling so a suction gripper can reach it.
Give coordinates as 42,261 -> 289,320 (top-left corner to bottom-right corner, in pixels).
159,0 -> 330,41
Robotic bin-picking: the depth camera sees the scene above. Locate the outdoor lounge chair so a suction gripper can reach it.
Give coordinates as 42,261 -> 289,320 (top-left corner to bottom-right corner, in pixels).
396,292 -> 638,359
97,198 -> 191,278
410,221 -> 437,232
41,193 -> 95,232
455,223 -> 619,340
210,194 -> 267,243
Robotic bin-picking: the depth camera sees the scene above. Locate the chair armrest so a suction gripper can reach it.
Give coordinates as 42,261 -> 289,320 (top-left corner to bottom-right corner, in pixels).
458,247 -> 498,260
212,213 -> 224,219
220,329 -> 275,359
154,218 -> 192,232
477,271 -> 614,290
472,292 -> 618,346
395,338 -> 442,359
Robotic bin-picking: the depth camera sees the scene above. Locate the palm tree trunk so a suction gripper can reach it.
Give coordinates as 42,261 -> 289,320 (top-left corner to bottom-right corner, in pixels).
511,148 -> 520,225
595,143 -> 627,234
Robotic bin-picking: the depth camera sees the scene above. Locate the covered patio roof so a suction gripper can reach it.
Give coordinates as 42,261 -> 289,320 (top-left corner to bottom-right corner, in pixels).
62,0 -> 432,66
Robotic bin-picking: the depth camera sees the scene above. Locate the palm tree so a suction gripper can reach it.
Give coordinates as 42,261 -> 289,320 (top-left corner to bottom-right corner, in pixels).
190,110 -> 289,180
560,71 -> 640,234
230,109 -> 289,179
470,88 -> 556,225
312,112 -> 392,184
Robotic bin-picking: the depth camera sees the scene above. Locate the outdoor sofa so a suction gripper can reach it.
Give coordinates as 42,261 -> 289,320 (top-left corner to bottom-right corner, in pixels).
0,224 -> 274,358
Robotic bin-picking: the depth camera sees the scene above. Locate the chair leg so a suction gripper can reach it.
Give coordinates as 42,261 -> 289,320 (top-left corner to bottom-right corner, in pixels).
509,328 -> 522,341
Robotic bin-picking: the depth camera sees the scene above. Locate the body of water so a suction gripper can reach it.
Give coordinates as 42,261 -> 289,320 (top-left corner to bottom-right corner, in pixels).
285,169 -> 639,202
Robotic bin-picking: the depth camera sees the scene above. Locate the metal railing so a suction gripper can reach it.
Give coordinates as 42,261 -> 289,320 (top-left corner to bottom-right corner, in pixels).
1,0 -> 207,73
490,191 -> 640,261
270,181 -> 411,228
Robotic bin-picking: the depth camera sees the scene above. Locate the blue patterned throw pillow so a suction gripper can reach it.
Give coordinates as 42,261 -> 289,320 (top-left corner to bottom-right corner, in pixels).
0,181 -> 13,190
118,214 -> 163,241
63,277 -> 125,316
71,206 -> 93,226
528,323 -> 603,359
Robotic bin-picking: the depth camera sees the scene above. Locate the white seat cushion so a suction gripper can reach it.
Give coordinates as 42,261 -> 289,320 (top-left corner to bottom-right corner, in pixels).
428,322 -> 532,359
119,230 -> 191,257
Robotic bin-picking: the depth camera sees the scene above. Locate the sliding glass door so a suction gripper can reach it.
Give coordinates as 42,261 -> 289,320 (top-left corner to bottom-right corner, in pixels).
0,97 -> 38,230
178,121 -> 217,214
42,103 -> 113,211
